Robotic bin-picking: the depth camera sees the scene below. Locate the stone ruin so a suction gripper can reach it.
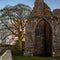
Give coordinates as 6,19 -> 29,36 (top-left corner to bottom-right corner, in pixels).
0,50 -> 12,60
24,0 -> 60,57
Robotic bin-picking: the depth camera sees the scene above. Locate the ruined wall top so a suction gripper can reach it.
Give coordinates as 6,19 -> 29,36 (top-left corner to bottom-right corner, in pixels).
31,0 -> 44,17
30,0 -> 51,19
53,9 -> 60,17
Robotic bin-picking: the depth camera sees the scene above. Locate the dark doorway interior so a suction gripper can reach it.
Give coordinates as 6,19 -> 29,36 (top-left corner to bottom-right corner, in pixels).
34,19 -> 52,57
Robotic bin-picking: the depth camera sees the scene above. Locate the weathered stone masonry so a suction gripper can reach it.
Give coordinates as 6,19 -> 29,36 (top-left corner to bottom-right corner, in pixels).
24,0 -> 60,57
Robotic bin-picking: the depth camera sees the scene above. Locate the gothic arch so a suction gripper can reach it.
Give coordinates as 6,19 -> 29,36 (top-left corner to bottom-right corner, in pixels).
34,19 -> 52,56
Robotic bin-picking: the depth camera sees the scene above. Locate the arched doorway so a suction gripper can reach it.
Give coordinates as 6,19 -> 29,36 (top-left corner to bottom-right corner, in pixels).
34,19 -> 52,57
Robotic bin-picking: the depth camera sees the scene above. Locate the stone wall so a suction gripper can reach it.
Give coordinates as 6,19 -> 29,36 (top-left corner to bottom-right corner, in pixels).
24,0 -> 60,57
53,9 -> 60,17
0,50 -> 12,60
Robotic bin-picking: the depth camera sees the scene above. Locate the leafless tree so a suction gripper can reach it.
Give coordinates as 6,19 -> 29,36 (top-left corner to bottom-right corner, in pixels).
0,4 -> 31,51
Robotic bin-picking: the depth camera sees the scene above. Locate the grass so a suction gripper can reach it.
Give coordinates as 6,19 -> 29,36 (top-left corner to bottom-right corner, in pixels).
12,56 -> 60,60
0,52 -> 4,56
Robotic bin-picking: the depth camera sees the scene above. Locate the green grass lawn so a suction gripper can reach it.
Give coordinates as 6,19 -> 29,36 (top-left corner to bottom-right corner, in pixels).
12,56 -> 60,60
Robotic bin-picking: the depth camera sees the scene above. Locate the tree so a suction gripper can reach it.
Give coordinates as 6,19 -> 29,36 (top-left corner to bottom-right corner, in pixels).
0,4 -> 31,52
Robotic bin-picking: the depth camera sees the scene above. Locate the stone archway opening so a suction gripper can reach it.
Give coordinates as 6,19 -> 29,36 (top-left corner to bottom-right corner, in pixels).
34,19 -> 52,57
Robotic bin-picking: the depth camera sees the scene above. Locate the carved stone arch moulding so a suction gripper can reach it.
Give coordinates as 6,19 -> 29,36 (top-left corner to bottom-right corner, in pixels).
33,18 -> 53,56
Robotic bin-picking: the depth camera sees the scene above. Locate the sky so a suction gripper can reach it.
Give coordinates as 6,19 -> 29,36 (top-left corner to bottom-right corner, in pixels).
0,0 -> 60,11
